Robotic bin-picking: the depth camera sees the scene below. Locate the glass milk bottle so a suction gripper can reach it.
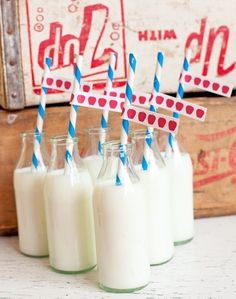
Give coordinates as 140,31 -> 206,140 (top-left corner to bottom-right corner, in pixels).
93,141 -> 150,292
131,130 -> 174,265
13,131 -> 49,257
82,128 -> 110,184
44,135 -> 96,273
164,134 -> 194,245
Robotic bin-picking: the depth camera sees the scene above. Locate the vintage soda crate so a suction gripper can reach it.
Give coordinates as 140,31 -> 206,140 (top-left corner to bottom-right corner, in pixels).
0,0 -> 236,109
1,96 -> 236,234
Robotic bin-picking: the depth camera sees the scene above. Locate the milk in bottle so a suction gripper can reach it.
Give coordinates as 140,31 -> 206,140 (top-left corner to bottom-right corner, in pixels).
13,131 -> 48,257
44,136 -> 96,273
131,130 -> 174,265
93,141 -> 150,292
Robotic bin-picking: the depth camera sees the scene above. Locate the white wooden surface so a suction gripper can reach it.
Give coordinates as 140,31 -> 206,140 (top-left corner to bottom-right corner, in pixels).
1,216 -> 236,298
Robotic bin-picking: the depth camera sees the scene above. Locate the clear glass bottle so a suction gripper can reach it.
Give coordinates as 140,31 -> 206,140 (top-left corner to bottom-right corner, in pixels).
130,129 -> 174,265
82,127 -> 110,184
44,135 -> 96,273
13,131 -> 49,257
163,134 -> 194,245
93,141 -> 150,293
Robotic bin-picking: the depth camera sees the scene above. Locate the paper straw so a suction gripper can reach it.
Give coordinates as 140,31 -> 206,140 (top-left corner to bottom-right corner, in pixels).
142,51 -> 164,171
65,55 -> 83,171
168,48 -> 191,150
116,53 -> 136,185
32,57 -> 52,170
98,52 -> 117,155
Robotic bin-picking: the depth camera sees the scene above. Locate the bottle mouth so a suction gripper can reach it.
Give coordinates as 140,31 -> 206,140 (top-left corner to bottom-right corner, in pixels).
84,127 -> 112,135
102,140 -> 132,153
50,135 -> 78,145
129,129 -> 157,140
20,130 -> 45,138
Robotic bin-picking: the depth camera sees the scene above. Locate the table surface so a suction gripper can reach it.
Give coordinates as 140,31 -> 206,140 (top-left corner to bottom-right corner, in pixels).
0,215 -> 236,299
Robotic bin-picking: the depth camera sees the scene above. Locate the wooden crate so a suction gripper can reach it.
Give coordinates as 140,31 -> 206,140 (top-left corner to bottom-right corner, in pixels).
1,0 -> 236,109
1,96 -> 236,235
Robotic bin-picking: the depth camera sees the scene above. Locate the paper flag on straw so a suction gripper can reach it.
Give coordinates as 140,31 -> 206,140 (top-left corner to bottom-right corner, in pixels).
42,74 -> 92,93
71,91 -> 124,112
151,92 -> 207,122
181,72 -> 233,98
106,88 -> 150,107
122,106 -> 179,134
71,89 -> 207,122
107,88 -> 207,121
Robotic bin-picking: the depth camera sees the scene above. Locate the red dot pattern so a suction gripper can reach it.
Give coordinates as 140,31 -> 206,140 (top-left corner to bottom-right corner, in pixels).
71,92 -> 123,112
153,93 -> 206,121
124,107 -> 179,133
183,73 -> 231,96
44,76 -> 91,93
108,90 -> 149,106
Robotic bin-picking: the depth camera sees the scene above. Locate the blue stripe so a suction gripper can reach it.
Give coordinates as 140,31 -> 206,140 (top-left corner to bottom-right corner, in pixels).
65,150 -> 72,164
129,54 -> 136,73
122,119 -> 129,135
149,104 -> 156,113
35,127 -> 41,143
168,133 -> 173,148
173,111 -> 179,119
68,121 -> 75,138
75,65 -> 81,84
46,57 -> 52,68
38,103 -> 45,120
72,104 -> 78,112
157,52 -> 164,67
101,115 -> 107,129
42,86 -> 48,94
142,156 -> 148,171
183,57 -> 189,71
116,174 -> 122,186
153,75 -> 160,93
146,134 -> 153,148
178,83 -> 184,99
98,141 -> 103,155
108,65 -> 114,82
32,153 -> 38,169
126,83 -> 133,104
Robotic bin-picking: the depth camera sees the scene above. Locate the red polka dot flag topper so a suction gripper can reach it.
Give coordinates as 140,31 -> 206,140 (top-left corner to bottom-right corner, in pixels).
70,87 -> 207,122
181,71 -> 233,98
70,89 -> 179,134
42,74 -> 92,93
122,105 -> 179,135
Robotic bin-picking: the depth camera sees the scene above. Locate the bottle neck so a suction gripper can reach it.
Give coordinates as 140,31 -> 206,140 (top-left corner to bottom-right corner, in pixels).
16,131 -> 47,170
48,135 -> 82,172
97,141 -> 139,185
83,127 -> 110,157
130,129 -> 166,169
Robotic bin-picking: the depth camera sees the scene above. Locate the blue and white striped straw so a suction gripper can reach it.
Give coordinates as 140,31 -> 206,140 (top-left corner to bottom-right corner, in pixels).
116,53 -> 136,185
168,48 -> 191,150
142,51 -> 164,171
32,57 -> 52,170
65,55 -> 83,171
98,52 -> 117,155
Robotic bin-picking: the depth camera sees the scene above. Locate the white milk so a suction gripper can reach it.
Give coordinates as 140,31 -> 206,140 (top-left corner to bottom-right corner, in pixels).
165,153 -> 194,244
93,180 -> 150,291
44,169 -> 96,272
83,155 -> 103,184
13,167 -> 48,256
136,165 -> 174,265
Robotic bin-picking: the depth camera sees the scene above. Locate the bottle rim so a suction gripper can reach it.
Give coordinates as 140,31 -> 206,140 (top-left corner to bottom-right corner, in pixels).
129,129 -> 157,140
102,140 -> 132,153
84,127 -> 112,135
50,135 -> 78,145
20,130 -> 45,138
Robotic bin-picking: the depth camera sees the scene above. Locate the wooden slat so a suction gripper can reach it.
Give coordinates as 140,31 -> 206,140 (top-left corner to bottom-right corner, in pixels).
0,0 -> 24,109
